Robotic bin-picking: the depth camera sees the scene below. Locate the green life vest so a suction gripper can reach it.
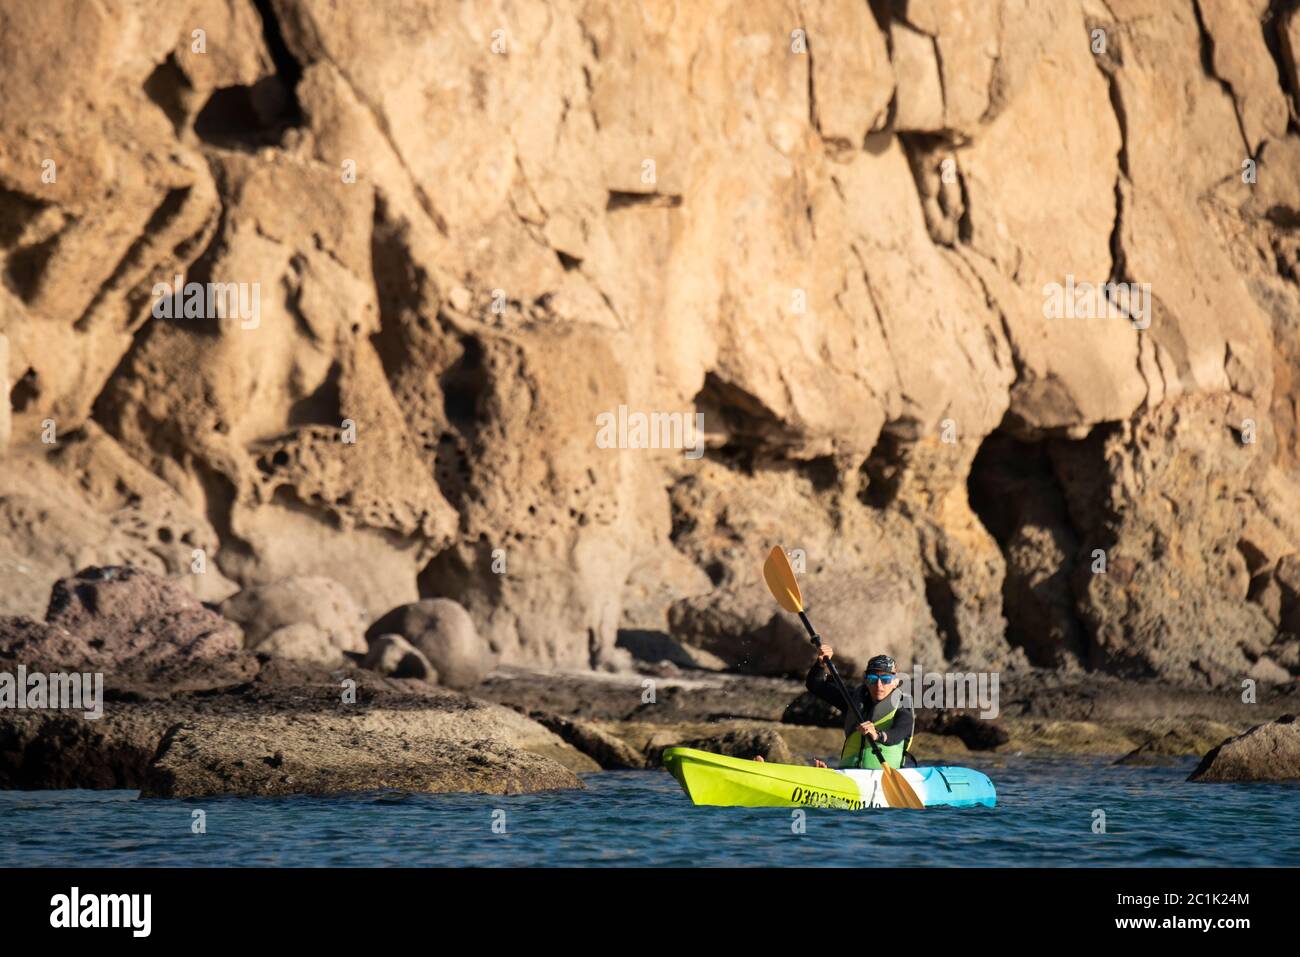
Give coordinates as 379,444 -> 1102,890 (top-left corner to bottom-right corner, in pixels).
838,700 -> 912,770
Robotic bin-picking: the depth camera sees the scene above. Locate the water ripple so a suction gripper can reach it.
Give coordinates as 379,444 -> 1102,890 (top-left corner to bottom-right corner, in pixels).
1,756 -> 1298,866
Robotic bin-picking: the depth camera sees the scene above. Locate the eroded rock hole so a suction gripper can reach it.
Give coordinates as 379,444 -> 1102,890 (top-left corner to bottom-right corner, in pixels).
193,0 -> 303,146
194,80 -> 295,146
4,232 -> 59,302
606,191 -> 683,211
143,54 -> 192,132
859,430 -> 906,508
368,196 -> 428,381
968,428 -> 1087,668
417,542 -> 502,605
287,362 -> 342,427
693,372 -> 794,466
0,187 -> 49,250
799,455 -> 838,492
434,432 -> 472,509
441,337 -> 487,431
10,368 -> 40,413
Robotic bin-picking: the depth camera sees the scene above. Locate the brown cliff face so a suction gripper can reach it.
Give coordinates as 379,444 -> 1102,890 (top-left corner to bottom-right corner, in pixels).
1,0 -> 1299,685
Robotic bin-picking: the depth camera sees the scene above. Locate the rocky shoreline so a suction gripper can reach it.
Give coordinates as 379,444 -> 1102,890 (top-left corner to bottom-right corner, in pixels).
3,565 -> 1299,796
478,665 -> 1300,772
5,661 -> 1300,796
0,565 -> 593,797
5,660 -> 1299,794
4,0 -> 1300,807
0,662 -> 596,797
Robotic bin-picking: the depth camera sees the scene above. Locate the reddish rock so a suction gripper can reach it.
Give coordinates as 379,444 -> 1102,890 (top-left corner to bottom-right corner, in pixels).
3,566 -> 258,690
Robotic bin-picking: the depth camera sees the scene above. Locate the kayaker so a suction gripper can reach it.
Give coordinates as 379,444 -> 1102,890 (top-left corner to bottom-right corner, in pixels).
805,648 -> 914,770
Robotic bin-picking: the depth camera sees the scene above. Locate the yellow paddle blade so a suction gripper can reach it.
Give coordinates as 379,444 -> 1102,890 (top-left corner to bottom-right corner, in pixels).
763,546 -> 804,614
881,765 -> 925,809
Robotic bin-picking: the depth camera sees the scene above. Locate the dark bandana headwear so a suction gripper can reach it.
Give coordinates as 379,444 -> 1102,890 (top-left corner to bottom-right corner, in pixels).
865,654 -> 896,675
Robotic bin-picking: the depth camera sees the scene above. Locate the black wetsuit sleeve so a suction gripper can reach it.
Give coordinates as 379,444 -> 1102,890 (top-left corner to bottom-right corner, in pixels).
879,702 -> 914,745
804,661 -> 849,712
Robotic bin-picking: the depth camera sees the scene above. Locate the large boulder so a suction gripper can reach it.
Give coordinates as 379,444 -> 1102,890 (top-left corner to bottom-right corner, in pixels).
367,598 -> 494,689
0,616 -> 96,672
0,664 -> 597,791
26,566 -> 253,689
221,576 -> 368,655
615,629 -> 727,672
362,633 -> 437,681
257,623 -> 345,669
0,710 -> 171,789
668,587 -> 811,677
141,695 -> 586,798
1188,715 -> 1300,782
670,572 -> 936,679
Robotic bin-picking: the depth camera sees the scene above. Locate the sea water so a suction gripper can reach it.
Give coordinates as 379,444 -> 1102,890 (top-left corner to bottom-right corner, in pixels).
1,756 -> 1297,867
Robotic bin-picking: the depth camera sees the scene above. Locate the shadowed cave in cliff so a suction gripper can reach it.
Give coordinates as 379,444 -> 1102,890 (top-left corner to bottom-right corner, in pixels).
0,185 -> 56,307
191,79 -> 301,148
691,373 -> 835,492
286,361 -> 343,427
416,540 -> 506,617
967,426 -> 1097,669
858,428 -> 908,509
368,195 -> 429,377
3,232 -> 58,305
692,372 -> 789,471
431,336 -> 488,510
148,0 -> 304,148
142,55 -> 192,134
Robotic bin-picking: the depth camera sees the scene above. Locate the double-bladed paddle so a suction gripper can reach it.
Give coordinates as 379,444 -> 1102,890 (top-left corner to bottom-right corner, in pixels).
762,546 -> 924,809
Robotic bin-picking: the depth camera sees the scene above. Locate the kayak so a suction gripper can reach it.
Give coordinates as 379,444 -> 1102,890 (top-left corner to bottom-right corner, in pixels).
662,747 -> 996,810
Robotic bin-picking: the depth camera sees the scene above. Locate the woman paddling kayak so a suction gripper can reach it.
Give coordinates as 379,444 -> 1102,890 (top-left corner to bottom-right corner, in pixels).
758,648 -> 915,769
808,649 -> 915,769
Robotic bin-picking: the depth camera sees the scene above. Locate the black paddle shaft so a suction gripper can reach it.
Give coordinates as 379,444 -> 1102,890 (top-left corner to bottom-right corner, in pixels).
795,610 -> 887,768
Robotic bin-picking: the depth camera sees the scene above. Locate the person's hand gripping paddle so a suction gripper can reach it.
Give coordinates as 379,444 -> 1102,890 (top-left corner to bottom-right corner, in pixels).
762,546 -> 924,809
